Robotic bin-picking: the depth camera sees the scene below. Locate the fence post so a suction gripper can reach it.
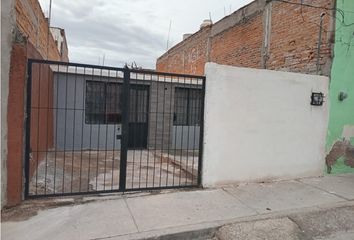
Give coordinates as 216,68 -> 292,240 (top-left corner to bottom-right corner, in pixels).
24,60 -> 33,198
197,77 -> 206,186
119,68 -> 130,191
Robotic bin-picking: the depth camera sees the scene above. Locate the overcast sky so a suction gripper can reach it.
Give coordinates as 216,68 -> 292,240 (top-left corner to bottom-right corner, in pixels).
39,0 -> 253,69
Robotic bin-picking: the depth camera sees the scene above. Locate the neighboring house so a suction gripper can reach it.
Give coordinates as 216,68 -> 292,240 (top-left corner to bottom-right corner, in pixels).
50,27 -> 69,62
325,0 -> 354,174
156,0 -> 334,76
52,69 -> 202,151
156,0 -> 354,174
1,0 -> 66,207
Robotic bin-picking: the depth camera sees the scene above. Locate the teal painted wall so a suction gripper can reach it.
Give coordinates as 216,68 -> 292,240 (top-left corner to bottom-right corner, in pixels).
326,0 -> 354,174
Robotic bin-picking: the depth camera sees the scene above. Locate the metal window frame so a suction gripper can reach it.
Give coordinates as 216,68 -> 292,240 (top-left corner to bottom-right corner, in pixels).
173,87 -> 202,126
84,80 -> 123,125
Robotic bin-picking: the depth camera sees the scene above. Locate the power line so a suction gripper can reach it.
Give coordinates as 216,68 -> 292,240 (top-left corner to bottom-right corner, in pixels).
272,0 -> 354,27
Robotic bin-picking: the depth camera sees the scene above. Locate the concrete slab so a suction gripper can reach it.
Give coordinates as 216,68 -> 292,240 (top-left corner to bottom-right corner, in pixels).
125,189 -> 257,232
299,174 -> 354,200
224,180 -> 344,214
2,199 -> 137,240
3,175 -> 354,240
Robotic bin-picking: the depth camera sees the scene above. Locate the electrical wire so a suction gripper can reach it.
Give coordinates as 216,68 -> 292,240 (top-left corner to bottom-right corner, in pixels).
272,0 -> 354,27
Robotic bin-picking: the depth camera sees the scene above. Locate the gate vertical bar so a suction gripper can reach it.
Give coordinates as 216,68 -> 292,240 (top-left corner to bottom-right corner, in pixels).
197,77 -> 206,186
24,60 -> 33,198
119,68 -> 130,191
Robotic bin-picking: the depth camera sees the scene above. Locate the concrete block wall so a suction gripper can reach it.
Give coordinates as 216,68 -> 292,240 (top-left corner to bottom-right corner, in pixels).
156,0 -> 334,76
148,81 -> 174,150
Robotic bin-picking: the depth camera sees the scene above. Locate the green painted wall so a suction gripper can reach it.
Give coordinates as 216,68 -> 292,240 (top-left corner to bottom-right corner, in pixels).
326,0 -> 354,174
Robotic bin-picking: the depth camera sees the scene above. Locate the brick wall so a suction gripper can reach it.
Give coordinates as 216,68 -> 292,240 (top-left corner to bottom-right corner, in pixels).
267,0 -> 333,74
157,27 -> 211,75
156,0 -> 334,76
29,62 -> 55,178
7,41 -> 55,205
6,0 -> 60,206
15,0 -> 60,61
210,11 -> 263,68
7,43 -> 27,205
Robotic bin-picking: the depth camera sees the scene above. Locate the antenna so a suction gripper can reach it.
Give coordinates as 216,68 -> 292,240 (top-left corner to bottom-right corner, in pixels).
166,20 -> 172,51
46,0 -> 53,59
48,0 -> 52,25
102,53 -> 105,66
209,12 -> 212,22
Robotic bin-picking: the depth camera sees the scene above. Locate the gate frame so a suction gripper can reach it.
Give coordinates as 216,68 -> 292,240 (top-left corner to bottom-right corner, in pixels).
24,59 -> 206,199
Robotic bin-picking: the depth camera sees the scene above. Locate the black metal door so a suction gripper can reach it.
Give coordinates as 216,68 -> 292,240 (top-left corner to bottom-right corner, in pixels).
128,85 -> 149,149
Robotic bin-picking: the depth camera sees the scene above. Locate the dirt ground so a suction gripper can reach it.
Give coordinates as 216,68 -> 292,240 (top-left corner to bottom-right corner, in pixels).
29,149 -> 199,195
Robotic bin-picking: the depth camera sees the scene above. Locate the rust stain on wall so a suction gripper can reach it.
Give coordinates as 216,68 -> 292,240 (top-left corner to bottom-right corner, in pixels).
326,140 -> 354,173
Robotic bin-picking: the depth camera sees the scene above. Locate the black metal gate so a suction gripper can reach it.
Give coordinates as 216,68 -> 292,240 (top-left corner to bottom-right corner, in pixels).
24,59 -> 205,198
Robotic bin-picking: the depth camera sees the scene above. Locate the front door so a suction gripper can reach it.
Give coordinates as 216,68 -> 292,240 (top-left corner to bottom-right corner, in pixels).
128,84 -> 149,149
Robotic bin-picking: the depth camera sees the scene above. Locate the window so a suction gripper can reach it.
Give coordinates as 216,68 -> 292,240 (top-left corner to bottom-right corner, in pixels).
173,87 -> 202,126
85,81 -> 122,124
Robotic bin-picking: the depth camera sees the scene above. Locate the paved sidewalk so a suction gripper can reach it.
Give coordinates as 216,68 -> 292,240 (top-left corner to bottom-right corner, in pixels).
2,174 -> 354,240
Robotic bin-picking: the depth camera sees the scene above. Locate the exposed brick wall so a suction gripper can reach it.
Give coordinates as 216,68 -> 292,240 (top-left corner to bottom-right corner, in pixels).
7,41 -> 55,206
6,0 -> 59,206
7,43 -> 27,206
15,0 -> 60,61
210,11 -> 263,69
156,0 -> 334,76
267,0 -> 333,74
156,27 -> 211,75
29,62 -> 54,178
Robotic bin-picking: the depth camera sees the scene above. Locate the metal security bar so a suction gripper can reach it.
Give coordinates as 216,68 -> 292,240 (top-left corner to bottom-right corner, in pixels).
25,59 -> 205,198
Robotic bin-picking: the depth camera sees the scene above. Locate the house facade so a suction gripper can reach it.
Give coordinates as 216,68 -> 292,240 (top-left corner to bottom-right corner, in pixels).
325,0 -> 354,174
52,70 -> 202,151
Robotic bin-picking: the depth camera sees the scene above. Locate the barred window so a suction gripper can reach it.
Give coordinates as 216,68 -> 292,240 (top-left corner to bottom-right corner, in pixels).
85,81 -> 122,124
173,87 -> 202,126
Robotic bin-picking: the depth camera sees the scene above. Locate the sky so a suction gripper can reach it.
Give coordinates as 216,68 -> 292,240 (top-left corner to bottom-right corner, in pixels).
39,0 -> 253,69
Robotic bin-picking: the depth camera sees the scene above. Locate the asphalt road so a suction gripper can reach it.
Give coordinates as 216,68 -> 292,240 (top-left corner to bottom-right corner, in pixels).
214,206 -> 354,240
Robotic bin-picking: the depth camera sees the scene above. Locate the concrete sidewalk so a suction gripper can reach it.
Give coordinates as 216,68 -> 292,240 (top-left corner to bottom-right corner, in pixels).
2,174 -> 354,240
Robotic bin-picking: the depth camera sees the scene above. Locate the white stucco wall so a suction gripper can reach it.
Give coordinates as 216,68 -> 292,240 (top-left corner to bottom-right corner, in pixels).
202,63 -> 329,187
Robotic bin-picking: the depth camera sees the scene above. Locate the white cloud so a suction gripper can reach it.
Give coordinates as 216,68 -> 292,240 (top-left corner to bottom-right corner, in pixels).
40,0 -> 253,68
